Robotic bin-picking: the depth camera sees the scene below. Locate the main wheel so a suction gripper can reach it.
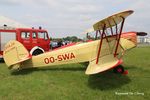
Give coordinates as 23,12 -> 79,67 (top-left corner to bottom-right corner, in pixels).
81,61 -> 89,67
32,49 -> 44,56
113,65 -> 125,74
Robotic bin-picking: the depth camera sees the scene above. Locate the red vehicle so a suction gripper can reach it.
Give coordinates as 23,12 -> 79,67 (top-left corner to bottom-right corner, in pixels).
0,26 -> 50,57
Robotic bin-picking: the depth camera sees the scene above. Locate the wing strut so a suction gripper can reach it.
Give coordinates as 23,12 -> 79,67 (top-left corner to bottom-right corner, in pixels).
96,24 -> 106,64
107,19 -> 113,35
95,30 -> 98,39
114,17 -> 125,57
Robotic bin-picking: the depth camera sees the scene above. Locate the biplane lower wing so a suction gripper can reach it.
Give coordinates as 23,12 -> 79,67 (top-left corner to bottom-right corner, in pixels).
86,55 -> 122,74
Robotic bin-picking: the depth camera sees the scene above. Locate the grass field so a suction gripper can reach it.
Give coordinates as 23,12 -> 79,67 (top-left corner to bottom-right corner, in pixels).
0,46 -> 150,100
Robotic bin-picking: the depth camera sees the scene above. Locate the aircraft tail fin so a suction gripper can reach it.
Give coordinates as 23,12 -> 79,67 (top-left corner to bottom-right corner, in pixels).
3,40 -> 31,70
85,54 -> 122,75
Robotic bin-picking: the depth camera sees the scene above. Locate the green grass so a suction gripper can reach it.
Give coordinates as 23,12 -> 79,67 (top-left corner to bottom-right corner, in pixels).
0,46 -> 150,100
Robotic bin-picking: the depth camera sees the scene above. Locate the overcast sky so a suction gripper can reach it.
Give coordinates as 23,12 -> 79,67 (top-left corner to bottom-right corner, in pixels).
0,0 -> 149,38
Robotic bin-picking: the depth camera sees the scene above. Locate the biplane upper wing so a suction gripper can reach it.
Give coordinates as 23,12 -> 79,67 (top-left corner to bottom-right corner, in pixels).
85,10 -> 133,33
93,10 -> 133,31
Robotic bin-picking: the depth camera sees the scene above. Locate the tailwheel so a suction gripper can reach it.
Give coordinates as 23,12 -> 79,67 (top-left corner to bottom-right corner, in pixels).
113,65 -> 125,74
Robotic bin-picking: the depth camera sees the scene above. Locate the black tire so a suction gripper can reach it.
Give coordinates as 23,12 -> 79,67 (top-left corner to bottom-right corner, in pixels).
32,49 -> 44,56
113,65 -> 125,74
0,58 -> 4,63
81,61 -> 89,67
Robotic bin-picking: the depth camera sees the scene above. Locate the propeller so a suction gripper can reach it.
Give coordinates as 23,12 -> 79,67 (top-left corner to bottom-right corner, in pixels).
137,32 -> 147,36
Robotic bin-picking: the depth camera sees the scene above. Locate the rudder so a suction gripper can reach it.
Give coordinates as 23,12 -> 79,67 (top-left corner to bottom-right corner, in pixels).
3,40 -> 31,69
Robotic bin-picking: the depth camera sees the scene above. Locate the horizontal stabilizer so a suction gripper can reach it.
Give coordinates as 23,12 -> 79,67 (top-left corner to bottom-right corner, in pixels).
85,55 -> 122,75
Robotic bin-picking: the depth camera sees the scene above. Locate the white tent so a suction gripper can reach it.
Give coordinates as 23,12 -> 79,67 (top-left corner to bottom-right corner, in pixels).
0,16 -> 30,28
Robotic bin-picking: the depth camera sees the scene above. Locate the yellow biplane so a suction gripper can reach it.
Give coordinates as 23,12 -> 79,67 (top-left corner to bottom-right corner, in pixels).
3,10 -> 147,75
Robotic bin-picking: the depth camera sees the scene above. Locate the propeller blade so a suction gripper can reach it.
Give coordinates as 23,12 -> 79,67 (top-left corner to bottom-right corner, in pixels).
137,32 -> 147,36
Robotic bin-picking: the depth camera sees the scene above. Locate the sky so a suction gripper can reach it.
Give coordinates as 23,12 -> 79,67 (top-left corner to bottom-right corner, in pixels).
0,0 -> 149,38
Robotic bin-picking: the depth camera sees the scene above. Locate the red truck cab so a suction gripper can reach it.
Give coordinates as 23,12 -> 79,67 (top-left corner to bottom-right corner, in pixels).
0,26 -> 50,57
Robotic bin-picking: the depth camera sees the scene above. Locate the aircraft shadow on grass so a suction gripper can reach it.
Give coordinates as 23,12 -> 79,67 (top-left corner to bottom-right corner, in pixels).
87,64 -> 150,90
11,64 -> 131,90
12,68 -> 131,91
87,69 -> 131,91
87,65 -> 132,91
